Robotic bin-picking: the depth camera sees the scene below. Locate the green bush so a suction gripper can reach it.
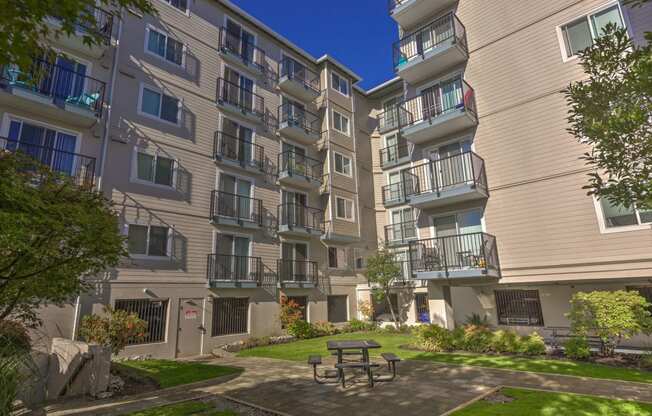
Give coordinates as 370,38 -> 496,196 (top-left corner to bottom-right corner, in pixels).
465,313 -> 490,328
342,319 -> 378,333
79,306 -> 148,355
313,321 -> 339,337
564,337 -> 591,360
490,329 -> 521,354
414,324 -> 455,352
287,320 -> 318,339
640,354 -> 652,370
461,326 -> 494,353
518,332 -> 546,356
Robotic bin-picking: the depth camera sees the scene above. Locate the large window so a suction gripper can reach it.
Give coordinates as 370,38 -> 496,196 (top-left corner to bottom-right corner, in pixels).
332,110 -> 350,136
335,197 -> 354,221
559,3 -> 624,59
140,85 -> 180,125
331,72 -> 349,96
328,296 -> 348,323
146,26 -> 184,65
114,299 -> 168,345
599,199 -> 652,229
127,224 -> 170,257
136,151 -> 175,187
211,297 -> 249,336
334,152 -> 352,176
328,247 -> 348,269
495,290 -> 544,326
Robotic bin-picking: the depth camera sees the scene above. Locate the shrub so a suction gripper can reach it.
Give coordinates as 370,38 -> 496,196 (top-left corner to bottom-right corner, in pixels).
465,313 -> 490,328
279,297 -> 303,327
567,290 -> 652,356
357,300 -> 374,322
79,307 -> 147,355
490,329 -> 521,354
640,354 -> 652,370
461,325 -> 493,353
564,337 -> 591,360
414,324 -> 455,352
313,321 -> 339,337
342,318 -> 378,333
0,321 -> 35,415
0,320 -> 31,352
287,320 -> 318,339
518,332 -> 546,356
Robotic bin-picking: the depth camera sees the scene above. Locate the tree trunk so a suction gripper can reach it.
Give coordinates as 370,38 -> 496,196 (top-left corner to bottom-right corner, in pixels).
385,288 -> 399,329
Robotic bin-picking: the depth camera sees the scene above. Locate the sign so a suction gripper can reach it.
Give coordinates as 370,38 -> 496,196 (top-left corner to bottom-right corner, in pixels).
185,309 -> 198,320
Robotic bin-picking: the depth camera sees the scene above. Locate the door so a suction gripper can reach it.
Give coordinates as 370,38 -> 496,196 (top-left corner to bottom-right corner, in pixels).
433,215 -> 458,269
216,234 -> 250,280
388,170 -> 405,201
219,174 -> 252,219
225,19 -> 241,53
282,142 -> 306,175
385,134 -> 399,163
294,243 -> 308,282
430,141 -> 472,189
7,120 -> 77,175
328,296 -> 348,323
239,75 -> 254,112
281,242 -> 308,282
234,236 -> 250,280
176,298 -> 204,358
53,56 -> 86,102
240,29 -> 255,63
391,208 -> 415,242
421,85 -> 441,120
441,78 -> 463,113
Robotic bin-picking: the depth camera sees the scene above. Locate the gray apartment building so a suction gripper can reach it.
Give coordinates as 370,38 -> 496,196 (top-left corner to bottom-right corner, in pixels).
1,0 -> 651,358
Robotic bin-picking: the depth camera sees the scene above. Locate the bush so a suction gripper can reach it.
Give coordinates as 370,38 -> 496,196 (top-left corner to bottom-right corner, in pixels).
640,354 -> 652,370
287,320 -> 318,339
342,319 -> 378,333
414,324 -> 455,352
465,313 -> 490,328
279,297 -> 303,327
357,300 -> 374,321
461,325 -> 493,353
518,332 -> 546,356
0,322 -> 35,416
490,329 -> 521,354
79,306 -> 147,355
313,321 -> 339,337
564,337 -> 591,360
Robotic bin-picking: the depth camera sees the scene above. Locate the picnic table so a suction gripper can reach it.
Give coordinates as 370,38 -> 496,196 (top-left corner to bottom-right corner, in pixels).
327,339 -> 381,364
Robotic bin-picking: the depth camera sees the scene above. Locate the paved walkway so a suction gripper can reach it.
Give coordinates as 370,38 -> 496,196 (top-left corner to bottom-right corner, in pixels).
40,356 -> 652,416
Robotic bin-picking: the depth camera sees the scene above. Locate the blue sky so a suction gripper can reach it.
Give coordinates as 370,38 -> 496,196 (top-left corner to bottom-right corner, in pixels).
230,0 -> 398,90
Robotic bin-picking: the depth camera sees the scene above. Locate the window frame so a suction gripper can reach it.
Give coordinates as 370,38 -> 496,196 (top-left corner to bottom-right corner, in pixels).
593,196 -> 652,234
144,24 -> 186,67
211,297 -> 250,337
138,83 -> 182,126
126,223 -> 173,259
131,148 -> 178,189
335,196 -> 355,222
159,0 -> 190,15
333,151 -> 352,177
332,110 -> 350,136
495,289 -> 545,327
330,71 -> 349,97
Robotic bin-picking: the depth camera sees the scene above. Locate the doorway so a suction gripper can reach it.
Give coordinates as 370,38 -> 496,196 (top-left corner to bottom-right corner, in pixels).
176,298 -> 204,358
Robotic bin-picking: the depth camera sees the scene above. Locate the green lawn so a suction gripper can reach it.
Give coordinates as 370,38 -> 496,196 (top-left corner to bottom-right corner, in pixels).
127,401 -> 236,416
238,332 -> 652,384
452,387 -> 652,416
114,359 -> 242,388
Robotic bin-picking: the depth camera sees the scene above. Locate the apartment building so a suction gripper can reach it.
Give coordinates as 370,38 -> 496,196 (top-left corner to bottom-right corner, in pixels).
2,0 -> 651,357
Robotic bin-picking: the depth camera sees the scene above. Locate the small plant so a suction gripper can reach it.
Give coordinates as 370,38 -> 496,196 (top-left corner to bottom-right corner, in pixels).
342,318 -> 378,333
518,332 -> 546,356
465,313 -> 490,328
313,321 -> 338,337
279,296 -> 303,327
491,329 -> 521,354
414,324 -> 455,352
287,320 -> 317,339
357,300 -> 375,322
79,306 -> 147,355
564,337 -> 591,360
461,325 -> 493,353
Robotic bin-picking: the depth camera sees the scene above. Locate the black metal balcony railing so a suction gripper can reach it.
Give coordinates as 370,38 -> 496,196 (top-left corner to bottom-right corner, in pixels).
393,13 -> 467,69
277,259 -> 319,285
216,77 -> 265,119
408,232 -> 500,277
207,254 -> 262,284
387,0 -> 410,13
53,6 -> 114,41
278,150 -> 323,182
213,131 -> 264,171
279,57 -> 320,95
210,190 -> 263,226
380,143 -> 410,168
399,79 -> 476,129
278,102 -> 321,138
402,151 -> 487,197
382,182 -> 406,205
1,59 -> 106,116
278,203 -> 325,233
1,136 -> 96,188
378,106 -> 401,133
217,27 -> 266,73
385,221 -> 418,246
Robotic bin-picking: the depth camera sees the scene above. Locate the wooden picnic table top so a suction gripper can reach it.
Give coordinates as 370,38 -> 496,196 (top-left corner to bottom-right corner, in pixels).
326,340 -> 381,350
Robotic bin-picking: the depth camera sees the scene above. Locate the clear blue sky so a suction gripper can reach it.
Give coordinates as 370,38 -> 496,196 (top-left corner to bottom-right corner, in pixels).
230,0 -> 398,90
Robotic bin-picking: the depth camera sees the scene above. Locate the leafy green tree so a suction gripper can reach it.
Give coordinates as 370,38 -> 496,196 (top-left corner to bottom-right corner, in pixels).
365,249 -> 402,328
567,290 -> 652,356
0,152 -> 126,327
564,23 -> 652,210
0,0 -> 156,69
79,307 -> 147,355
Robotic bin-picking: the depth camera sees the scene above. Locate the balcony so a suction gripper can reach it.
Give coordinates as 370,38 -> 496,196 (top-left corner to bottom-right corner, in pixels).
277,203 -> 324,237
393,13 -> 468,84
278,57 -> 320,102
379,143 -> 410,169
213,131 -> 264,173
408,232 -> 501,281
217,27 -> 267,75
0,60 -> 106,127
382,182 -> 407,207
277,259 -> 318,288
388,0 -> 457,30
210,190 -> 263,229
277,102 -> 321,145
48,6 -> 114,58
207,254 -> 262,288
1,136 -> 96,188
321,221 -> 360,245
399,79 -> 477,144
277,150 -> 322,189
403,151 -> 488,209
378,107 -> 400,134
216,78 -> 265,124
384,221 -> 418,247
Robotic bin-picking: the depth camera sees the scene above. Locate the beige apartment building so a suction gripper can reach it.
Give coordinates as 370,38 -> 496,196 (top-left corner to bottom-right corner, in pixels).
1,0 -> 651,358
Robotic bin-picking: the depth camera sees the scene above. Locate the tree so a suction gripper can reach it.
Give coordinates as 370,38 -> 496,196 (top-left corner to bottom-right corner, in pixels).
364,249 -> 402,328
564,23 -> 652,210
0,0 -> 156,69
567,290 -> 652,356
0,152 -> 126,327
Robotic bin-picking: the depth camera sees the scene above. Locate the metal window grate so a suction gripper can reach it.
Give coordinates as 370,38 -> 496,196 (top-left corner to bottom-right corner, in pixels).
495,290 -> 544,326
212,297 -> 249,336
327,296 -> 348,323
415,293 -> 430,323
114,299 -> 168,345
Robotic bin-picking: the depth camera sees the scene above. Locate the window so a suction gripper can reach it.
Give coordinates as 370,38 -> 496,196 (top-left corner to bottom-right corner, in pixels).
140,86 -> 180,124
328,247 -> 348,269
415,293 -> 430,323
328,296 -> 348,323
114,299 -> 168,345
211,297 -> 248,336
136,152 -> 175,187
332,111 -> 350,135
334,152 -> 352,176
372,293 -> 399,321
331,72 -> 349,96
495,290 -> 544,326
599,199 -> 652,229
560,4 -> 624,59
161,0 -> 188,12
127,224 -> 170,257
335,197 -> 354,221
146,27 -> 184,65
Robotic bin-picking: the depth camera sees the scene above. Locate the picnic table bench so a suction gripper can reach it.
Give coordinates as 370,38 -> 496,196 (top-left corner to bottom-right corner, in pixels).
547,326 -> 603,349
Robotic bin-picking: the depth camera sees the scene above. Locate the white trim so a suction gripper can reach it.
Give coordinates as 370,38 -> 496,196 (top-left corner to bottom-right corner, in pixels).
332,109 -> 350,136
137,83 -> 182,127
428,207 -> 485,239
333,151 -> 353,177
130,146 -> 178,189
219,114 -> 258,151
144,24 -> 186,68
223,15 -> 261,65
330,70 -> 350,97
216,169 -> 256,200
592,196 -> 652,234
334,196 -> 355,222
126,223 -> 173,260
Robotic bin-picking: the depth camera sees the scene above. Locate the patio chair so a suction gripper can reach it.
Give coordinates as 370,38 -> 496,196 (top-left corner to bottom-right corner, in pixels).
308,355 -> 341,385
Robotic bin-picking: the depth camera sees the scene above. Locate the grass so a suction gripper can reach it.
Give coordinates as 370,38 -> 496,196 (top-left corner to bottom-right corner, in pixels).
452,387 -> 652,416
238,332 -> 652,384
126,401 -> 237,416
114,359 -> 242,388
